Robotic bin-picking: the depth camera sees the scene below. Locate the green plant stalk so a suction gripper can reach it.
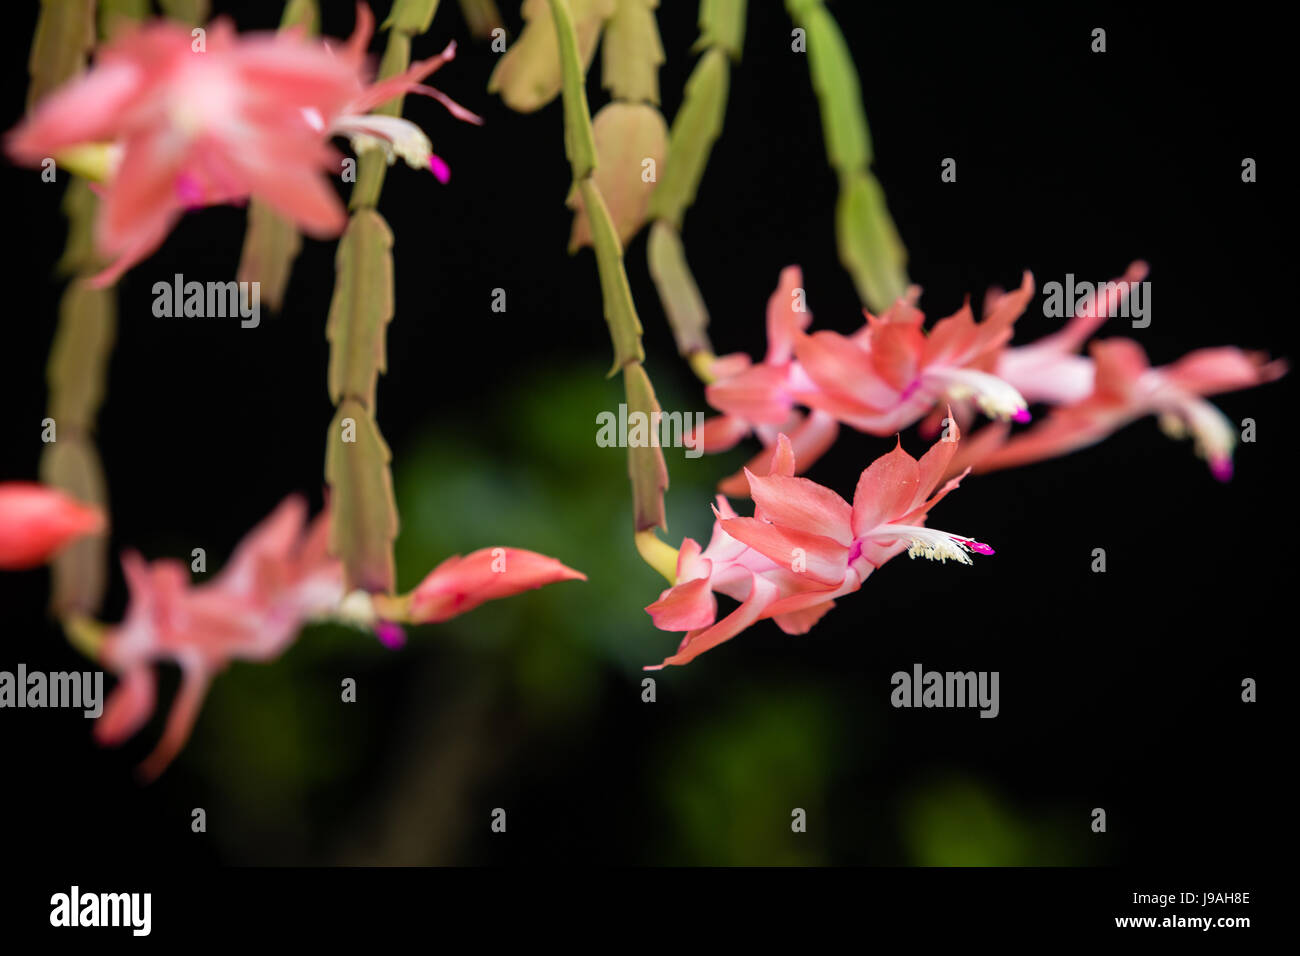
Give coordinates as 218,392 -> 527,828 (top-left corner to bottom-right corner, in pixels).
785,0 -> 908,313
645,0 -> 746,380
325,0 -> 441,593
29,0 -> 134,623
457,0 -> 503,39
549,0 -> 673,580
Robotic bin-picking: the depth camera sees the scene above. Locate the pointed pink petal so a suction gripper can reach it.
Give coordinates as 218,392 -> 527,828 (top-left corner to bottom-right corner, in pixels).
764,266 -> 811,365
646,574 -> 779,669
869,321 -> 925,391
5,60 -> 145,162
1161,347 -> 1287,397
744,470 -> 853,546
93,668 -> 157,747
851,441 -> 921,538
969,270 -> 1034,358
922,301 -> 978,367
646,576 -> 718,631
909,416 -> 960,512
137,662 -> 212,783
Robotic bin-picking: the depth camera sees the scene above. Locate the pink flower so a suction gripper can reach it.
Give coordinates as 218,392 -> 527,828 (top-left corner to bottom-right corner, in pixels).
951,338 -> 1287,480
96,495 -> 584,780
792,273 -> 1034,433
96,495 -> 345,780
696,266 -> 1033,494
924,260 -> 1287,479
6,5 -> 479,286
645,423 -> 991,669
0,482 -> 105,570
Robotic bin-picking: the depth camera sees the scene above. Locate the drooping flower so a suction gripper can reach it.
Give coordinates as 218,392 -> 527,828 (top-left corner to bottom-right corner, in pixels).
949,338 -> 1287,480
695,266 -> 1033,494
645,422 -> 991,669
0,482 -> 105,570
96,495 -> 583,780
793,272 -> 1034,433
6,5 -> 479,286
919,260 -> 1287,479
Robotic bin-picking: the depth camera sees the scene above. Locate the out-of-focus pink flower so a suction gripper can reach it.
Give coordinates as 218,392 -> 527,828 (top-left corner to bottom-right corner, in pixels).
0,482 -> 105,569
6,5 -> 480,286
96,496 -> 583,780
949,338 -> 1287,481
645,423 -> 991,669
696,267 -> 841,495
96,495 -> 344,780
929,260 -> 1287,479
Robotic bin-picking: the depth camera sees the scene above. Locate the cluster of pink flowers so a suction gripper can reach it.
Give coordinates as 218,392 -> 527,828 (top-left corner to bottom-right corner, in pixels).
697,263 -> 1284,492
646,263 -> 1284,667
3,6 -> 1287,774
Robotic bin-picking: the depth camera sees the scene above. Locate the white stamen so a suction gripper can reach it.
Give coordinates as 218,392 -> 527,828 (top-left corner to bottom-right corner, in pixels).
869,525 -> 982,565
922,366 -> 1028,421
331,114 -> 433,169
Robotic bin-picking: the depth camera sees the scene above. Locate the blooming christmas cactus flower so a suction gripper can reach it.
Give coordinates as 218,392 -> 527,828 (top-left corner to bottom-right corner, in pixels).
5,4 -> 479,286
695,266 -> 1033,495
915,260 -> 1288,480
948,338 -> 1287,481
791,274 -> 1034,434
0,482 -> 105,570
645,422 -> 991,669
96,495 -> 584,780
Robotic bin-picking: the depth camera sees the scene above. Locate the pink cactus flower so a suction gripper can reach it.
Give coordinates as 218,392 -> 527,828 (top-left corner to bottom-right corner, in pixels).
949,338 -> 1287,481
645,422 -> 991,669
696,266 -> 1034,495
792,273 -> 1034,434
0,482 -> 105,570
96,496 -> 583,780
5,5 -> 480,287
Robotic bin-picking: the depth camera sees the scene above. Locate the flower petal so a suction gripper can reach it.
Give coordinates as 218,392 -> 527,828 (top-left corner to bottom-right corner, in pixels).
851,440 -> 920,538
407,547 -> 586,624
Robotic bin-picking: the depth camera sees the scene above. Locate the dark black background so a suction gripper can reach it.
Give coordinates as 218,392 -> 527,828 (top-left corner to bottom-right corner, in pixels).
0,0 -> 1289,873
